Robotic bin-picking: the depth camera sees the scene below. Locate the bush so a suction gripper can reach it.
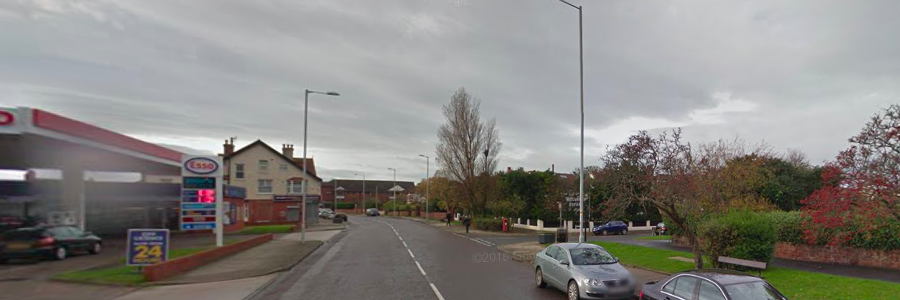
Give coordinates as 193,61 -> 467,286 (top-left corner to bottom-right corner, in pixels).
380,202 -> 407,211
474,218 -> 503,231
698,211 -> 777,267
335,202 -> 356,209
847,218 -> 900,250
765,211 -> 805,245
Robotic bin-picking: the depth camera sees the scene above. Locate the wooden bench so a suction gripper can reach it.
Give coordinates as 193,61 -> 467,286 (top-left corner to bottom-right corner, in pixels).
718,256 -> 767,277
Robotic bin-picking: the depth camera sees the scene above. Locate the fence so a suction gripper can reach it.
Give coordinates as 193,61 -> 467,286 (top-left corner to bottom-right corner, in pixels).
513,219 -> 657,232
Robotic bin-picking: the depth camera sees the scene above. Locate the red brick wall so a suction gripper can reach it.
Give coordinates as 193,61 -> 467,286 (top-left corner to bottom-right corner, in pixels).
143,234 -> 273,282
246,200 -> 304,225
673,235 -> 900,271
774,243 -> 900,270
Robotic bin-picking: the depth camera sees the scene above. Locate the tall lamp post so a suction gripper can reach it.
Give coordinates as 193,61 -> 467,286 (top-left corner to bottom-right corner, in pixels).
354,173 -> 365,213
301,89 -> 339,243
387,167 -> 397,216
554,0 -> 585,243
418,155 -> 430,220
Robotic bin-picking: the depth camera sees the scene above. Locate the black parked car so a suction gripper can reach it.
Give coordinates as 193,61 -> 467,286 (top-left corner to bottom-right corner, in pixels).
0,225 -> 102,262
640,269 -> 788,300
593,220 -> 629,235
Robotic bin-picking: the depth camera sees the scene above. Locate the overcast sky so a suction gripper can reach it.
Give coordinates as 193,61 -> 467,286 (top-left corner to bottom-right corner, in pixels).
1,0 -> 898,182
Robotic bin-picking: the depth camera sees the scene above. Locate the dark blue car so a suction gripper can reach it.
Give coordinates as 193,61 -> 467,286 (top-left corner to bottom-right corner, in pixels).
593,220 -> 629,235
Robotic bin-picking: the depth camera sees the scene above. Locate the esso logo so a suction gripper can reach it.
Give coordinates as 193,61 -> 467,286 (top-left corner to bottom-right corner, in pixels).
184,157 -> 219,175
0,111 -> 14,126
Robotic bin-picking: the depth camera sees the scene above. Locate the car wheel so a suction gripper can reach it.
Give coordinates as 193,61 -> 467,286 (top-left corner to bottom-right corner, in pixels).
602,230 -> 607,236
623,229 -> 628,235
568,280 -> 581,300
535,268 -> 547,288
89,242 -> 102,254
54,247 -> 68,260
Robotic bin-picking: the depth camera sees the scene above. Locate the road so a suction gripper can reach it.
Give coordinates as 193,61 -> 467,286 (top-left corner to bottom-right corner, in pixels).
253,216 -> 569,300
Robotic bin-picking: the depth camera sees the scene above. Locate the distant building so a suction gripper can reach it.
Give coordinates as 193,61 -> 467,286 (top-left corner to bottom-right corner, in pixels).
222,139 -> 322,225
322,179 -> 416,206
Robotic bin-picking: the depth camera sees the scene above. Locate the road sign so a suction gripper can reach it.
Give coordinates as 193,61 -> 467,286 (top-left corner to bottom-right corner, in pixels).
126,229 -> 169,266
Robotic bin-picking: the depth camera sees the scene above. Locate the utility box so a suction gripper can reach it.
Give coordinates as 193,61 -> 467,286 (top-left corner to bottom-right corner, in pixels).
556,228 -> 568,243
538,233 -> 555,244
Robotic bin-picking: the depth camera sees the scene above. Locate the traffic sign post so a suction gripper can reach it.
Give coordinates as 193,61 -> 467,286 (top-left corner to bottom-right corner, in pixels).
126,229 -> 169,267
181,155 -> 224,247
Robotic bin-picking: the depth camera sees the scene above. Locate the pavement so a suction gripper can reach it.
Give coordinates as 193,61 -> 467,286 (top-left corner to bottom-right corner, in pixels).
115,275 -> 276,300
250,216 -> 667,300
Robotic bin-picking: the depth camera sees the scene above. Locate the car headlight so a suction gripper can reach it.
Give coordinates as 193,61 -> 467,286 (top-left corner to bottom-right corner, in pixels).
582,278 -> 604,286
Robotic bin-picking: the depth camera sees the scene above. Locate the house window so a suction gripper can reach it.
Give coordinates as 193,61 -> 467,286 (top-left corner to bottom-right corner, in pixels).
259,160 -> 269,171
258,179 -> 273,194
279,163 -> 288,171
235,164 -> 245,179
287,180 -> 304,194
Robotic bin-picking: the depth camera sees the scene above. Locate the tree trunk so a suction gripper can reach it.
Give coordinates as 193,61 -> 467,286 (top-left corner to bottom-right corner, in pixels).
684,228 -> 704,269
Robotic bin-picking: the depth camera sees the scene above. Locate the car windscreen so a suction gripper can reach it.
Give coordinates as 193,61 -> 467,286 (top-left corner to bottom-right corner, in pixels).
569,247 -> 617,265
0,229 -> 43,241
724,281 -> 784,300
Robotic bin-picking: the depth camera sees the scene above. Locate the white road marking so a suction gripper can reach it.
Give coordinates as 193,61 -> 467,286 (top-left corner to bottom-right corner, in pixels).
415,261 -> 427,276
430,283 -> 446,300
378,217 -> 446,300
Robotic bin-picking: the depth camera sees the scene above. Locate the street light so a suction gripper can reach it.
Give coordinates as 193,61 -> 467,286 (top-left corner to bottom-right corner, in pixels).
418,155 -> 430,220
553,0 -> 585,243
301,89 -> 339,243
387,167 -> 397,216
354,173 -> 365,214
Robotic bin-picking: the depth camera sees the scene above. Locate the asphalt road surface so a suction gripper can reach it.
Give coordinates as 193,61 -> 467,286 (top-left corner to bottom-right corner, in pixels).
254,216 -> 571,300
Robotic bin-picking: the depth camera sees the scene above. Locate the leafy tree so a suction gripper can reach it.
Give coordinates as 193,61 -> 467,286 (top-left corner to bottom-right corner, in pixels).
602,129 -> 771,269
758,157 -> 823,211
803,104 -> 900,245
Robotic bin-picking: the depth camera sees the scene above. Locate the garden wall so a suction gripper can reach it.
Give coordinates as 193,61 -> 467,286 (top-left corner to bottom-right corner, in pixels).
774,243 -> 900,270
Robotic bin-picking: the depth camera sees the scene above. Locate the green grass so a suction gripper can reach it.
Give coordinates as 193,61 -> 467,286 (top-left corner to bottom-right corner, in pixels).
54,247 -> 214,285
590,241 -> 900,300
634,235 -> 671,240
237,225 -> 294,235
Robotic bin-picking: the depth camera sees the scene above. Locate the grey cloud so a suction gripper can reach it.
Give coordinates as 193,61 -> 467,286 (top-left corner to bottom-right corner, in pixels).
0,0 -> 898,182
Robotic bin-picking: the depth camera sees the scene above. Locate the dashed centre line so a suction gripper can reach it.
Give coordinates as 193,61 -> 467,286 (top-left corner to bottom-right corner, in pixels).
375,219 -> 444,300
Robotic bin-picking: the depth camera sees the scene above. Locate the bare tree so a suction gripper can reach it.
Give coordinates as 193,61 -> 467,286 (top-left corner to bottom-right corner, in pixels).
436,88 -> 501,215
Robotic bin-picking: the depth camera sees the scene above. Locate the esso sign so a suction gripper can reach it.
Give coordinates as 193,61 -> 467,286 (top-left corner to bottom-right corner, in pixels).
184,157 -> 219,175
0,110 -> 14,126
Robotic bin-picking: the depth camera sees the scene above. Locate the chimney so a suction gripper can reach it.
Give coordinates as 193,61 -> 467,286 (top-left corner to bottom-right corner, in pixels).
223,138 -> 235,156
282,144 -> 294,158
552,164 -> 555,173
507,167 -> 511,173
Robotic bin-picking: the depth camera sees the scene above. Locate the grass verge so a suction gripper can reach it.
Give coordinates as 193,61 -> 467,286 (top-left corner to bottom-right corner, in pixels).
238,225 -> 294,235
634,235 -> 671,241
54,247 -> 209,285
590,241 -> 900,300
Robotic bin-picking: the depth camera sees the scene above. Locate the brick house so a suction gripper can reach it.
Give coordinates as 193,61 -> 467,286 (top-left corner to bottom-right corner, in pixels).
222,139 -> 322,225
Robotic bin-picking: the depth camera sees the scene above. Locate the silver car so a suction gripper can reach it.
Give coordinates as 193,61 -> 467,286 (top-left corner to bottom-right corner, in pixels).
534,243 -> 636,300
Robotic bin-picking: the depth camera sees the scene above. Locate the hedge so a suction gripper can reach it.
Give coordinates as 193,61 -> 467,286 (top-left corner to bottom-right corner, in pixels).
764,211 -> 900,250
474,218 -> 503,231
764,211 -> 805,245
335,202 -> 356,209
698,211 -> 777,266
